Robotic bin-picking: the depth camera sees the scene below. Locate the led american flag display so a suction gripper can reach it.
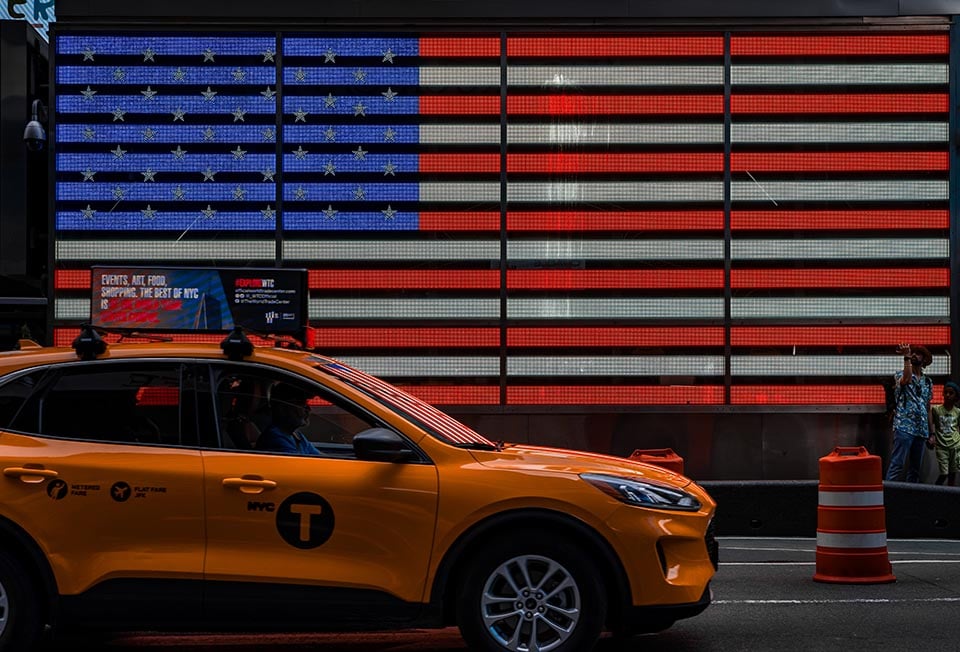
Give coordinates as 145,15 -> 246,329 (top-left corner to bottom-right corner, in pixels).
53,30 -> 951,408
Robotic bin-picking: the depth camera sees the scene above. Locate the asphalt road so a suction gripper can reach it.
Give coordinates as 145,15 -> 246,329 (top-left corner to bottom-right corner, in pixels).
60,537 -> 960,652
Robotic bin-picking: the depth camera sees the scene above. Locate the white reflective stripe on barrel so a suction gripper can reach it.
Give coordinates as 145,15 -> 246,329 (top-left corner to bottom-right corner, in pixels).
817,531 -> 888,549
818,490 -> 884,507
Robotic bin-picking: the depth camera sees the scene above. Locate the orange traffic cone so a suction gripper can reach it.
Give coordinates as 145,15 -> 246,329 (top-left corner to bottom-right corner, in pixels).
813,446 -> 895,584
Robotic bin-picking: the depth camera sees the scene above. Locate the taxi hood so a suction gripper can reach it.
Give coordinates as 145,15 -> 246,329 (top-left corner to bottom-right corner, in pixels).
468,443 -> 691,488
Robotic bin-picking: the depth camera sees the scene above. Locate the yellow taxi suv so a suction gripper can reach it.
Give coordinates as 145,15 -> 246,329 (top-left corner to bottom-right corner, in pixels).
0,327 -> 717,651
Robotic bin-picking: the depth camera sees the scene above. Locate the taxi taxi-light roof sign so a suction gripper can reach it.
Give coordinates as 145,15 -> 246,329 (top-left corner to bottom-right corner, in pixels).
90,266 -> 307,338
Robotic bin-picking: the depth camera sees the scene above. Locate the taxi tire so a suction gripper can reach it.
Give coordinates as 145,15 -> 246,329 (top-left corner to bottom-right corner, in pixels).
0,550 -> 42,652
455,534 -> 606,652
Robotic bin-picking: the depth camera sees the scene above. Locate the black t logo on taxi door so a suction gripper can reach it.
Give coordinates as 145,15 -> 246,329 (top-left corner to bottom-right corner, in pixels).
276,492 -> 334,549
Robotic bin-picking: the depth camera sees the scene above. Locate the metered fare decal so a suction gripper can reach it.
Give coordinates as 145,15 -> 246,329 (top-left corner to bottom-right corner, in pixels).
46,480 -> 105,500
246,492 -> 336,549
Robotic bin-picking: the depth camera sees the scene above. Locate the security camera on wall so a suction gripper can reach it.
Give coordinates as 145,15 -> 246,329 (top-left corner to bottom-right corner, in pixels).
23,99 -> 47,152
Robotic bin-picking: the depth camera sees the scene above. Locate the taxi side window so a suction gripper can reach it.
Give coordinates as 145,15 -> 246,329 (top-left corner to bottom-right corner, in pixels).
29,363 -> 185,446
209,365 -> 381,457
0,370 -> 47,432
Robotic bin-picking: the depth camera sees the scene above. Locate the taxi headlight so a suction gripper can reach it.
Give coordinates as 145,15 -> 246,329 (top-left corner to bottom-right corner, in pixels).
581,473 -> 701,511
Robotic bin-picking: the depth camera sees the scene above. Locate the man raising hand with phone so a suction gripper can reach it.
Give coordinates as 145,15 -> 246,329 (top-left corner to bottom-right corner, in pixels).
885,343 -> 934,482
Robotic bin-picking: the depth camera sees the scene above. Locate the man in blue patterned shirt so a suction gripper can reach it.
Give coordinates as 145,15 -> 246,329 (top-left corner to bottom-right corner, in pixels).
885,344 -> 933,482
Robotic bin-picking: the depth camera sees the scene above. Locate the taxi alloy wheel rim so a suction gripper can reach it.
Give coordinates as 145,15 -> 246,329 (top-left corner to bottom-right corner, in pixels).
480,554 -> 581,652
0,579 -> 7,637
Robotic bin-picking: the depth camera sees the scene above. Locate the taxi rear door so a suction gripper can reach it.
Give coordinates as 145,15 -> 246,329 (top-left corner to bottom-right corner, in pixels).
0,361 -> 206,627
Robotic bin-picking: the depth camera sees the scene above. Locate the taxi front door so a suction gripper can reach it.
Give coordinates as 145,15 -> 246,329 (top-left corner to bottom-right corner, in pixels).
201,449 -> 439,627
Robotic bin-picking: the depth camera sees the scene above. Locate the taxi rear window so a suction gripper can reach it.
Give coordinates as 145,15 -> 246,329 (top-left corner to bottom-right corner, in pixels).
317,361 -> 495,448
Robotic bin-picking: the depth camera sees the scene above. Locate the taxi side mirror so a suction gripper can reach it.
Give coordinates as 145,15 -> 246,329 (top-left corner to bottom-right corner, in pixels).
353,428 -> 418,463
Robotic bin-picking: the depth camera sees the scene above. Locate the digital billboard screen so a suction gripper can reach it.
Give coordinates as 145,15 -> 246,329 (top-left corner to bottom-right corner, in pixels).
91,266 -> 307,334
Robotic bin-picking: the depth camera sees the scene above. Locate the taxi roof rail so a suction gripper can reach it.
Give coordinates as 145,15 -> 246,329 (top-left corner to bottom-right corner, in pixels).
220,326 -> 254,361
71,324 -> 108,361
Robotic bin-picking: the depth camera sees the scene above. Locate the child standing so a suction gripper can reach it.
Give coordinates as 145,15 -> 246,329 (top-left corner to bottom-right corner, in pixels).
928,380 -> 960,486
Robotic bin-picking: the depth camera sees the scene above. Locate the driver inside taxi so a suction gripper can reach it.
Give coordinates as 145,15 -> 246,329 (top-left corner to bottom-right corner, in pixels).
255,383 -> 321,456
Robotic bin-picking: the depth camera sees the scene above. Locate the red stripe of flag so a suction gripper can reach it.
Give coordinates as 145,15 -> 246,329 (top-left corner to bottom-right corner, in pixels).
56,269 -> 91,289
731,35 -> 949,56
308,327 -> 500,348
507,95 -> 723,115
730,326 -> 950,347
419,96 -> 500,115
729,385 -> 938,405
399,385 -> 500,405
732,151 -> 948,172
53,328 -> 278,347
508,385 -> 726,405
308,269 -> 499,290
731,210 -> 948,231
731,268 -> 948,289
420,154 -> 500,173
508,269 -> 724,290
508,327 -> 726,347
136,387 -> 179,406
508,211 -> 724,231
419,37 -> 501,57
419,212 -> 500,231
507,152 -> 723,173
508,36 -> 724,57
732,94 -> 948,114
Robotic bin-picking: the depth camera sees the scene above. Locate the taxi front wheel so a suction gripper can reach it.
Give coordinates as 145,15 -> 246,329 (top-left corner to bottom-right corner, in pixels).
0,550 -> 42,652
456,534 -> 606,652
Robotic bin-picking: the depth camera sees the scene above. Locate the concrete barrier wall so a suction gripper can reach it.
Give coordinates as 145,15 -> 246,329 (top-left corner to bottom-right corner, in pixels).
700,481 -> 960,539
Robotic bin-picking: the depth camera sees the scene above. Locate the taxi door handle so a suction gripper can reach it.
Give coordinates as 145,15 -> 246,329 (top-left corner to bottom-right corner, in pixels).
4,466 -> 59,483
222,476 -> 277,494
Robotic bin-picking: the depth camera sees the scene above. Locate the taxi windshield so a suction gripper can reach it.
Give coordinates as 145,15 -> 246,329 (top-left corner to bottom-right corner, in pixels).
315,360 -> 496,449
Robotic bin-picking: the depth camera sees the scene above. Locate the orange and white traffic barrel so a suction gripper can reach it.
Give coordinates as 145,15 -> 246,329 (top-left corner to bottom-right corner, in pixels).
628,448 -> 685,475
813,446 -> 895,584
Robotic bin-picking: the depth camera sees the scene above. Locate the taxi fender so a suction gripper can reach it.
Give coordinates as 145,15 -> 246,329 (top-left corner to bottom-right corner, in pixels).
426,505 -> 630,625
